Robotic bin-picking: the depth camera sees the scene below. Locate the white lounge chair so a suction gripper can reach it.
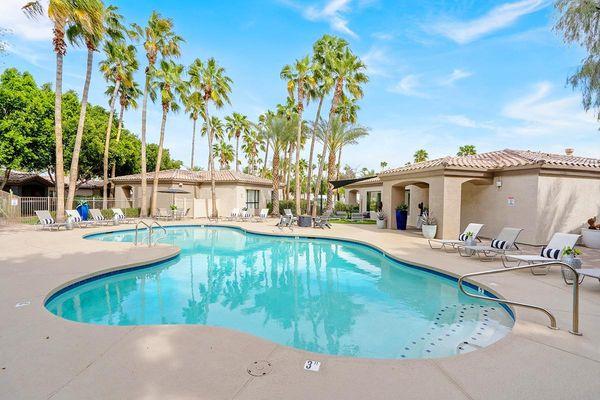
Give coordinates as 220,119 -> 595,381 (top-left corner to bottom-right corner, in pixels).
314,211 -> 332,229
240,209 -> 252,222
578,268 -> 600,284
226,208 -> 240,221
457,227 -> 523,260
253,208 -> 269,222
35,210 -> 67,231
66,209 -> 94,228
155,208 -> 171,220
428,223 -> 484,251
89,209 -> 114,226
111,208 -> 137,224
283,209 -> 298,226
502,232 -> 580,275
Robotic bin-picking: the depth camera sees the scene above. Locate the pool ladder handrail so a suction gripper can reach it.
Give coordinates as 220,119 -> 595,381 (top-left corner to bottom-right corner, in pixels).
457,261 -> 582,336
134,220 -> 167,247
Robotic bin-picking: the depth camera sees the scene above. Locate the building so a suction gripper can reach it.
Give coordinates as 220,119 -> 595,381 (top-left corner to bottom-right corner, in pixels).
345,149 -> 600,245
111,169 -> 274,217
1,170 -> 103,197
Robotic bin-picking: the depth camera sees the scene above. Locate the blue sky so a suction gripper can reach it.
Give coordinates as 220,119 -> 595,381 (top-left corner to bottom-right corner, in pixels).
1,0 -> 599,171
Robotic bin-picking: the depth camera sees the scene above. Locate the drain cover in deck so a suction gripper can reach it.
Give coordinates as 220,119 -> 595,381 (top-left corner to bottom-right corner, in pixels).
247,360 -> 272,377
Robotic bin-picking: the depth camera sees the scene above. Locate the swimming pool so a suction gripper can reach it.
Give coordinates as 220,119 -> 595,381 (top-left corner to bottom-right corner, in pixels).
45,226 -> 513,359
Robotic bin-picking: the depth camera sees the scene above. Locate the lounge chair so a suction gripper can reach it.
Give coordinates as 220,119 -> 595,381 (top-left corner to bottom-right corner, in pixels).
283,209 -> 298,226
429,223 -> 484,251
89,209 -> 114,226
253,208 -> 269,222
457,227 -> 523,260
502,233 -> 580,274
111,208 -> 137,224
276,213 -> 294,230
240,209 -> 252,222
578,269 -> 600,284
155,208 -> 171,220
226,208 -> 240,221
35,210 -> 67,231
66,209 -> 95,228
350,212 -> 364,222
314,211 -> 332,229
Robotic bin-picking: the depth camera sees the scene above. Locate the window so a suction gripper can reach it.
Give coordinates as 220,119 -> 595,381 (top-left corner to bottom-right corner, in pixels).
246,189 -> 260,210
366,191 -> 382,212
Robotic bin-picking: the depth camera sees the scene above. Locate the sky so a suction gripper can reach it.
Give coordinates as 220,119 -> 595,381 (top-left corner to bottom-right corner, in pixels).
1,0 -> 600,172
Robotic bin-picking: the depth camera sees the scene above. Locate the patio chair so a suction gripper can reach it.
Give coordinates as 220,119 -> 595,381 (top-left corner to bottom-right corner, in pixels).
226,208 -> 240,221
578,268 -> 600,284
314,211 -> 332,229
253,208 -> 269,222
350,212 -> 364,222
176,208 -> 190,220
240,209 -> 252,222
155,208 -> 171,220
66,209 -> 95,228
111,208 -> 137,224
502,233 -> 580,275
89,209 -> 114,226
283,209 -> 298,226
457,227 -> 523,261
428,223 -> 484,252
276,213 -> 294,230
34,210 -> 67,231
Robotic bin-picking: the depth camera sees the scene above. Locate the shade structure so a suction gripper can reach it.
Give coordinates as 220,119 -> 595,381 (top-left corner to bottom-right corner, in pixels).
328,176 -> 377,189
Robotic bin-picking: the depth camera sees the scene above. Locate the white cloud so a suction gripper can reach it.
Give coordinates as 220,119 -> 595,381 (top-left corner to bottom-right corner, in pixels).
361,46 -> 391,77
0,0 -> 52,41
371,32 -> 394,41
440,69 -> 473,86
431,0 -> 549,44
389,74 -> 429,98
440,115 -> 479,128
280,0 -> 360,37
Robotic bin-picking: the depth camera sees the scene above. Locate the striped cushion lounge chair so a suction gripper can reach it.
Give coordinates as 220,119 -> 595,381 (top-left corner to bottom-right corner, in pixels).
502,233 -> 580,275
34,210 -> 67,231
428,223 -> 484,251
457,227 -> 523,260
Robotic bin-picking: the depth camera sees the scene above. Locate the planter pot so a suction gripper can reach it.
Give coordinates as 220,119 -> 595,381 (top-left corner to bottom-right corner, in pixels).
76,203 -> 89,221
376,219 -> 386,229
582,228 -> 600,249
395,210 -> 408,230
298,215 -> 312,227
561,256 -> 583,284
422,224 -> 437,239
466,238 -> 477,247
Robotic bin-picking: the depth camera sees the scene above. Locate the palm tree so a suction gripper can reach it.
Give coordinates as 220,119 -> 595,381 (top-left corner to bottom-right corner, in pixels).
23,0 -> 102,221
188,58 -> 232,218
149,60 -> 187,215
213,140 -> 234,170
413,149 -> 429,163
457,145 -> 476,156
182,89 -> 204,169
241,128 -> 260,175
99,41 -> 138,208
224,112 -> 251,172
64,0 -> 106,210
380,161 -> 388,170
133,12 -> 183,217
281,55 -> 311,215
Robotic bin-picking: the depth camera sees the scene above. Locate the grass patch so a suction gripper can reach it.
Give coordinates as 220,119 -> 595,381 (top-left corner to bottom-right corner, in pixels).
330,219 -> 376,225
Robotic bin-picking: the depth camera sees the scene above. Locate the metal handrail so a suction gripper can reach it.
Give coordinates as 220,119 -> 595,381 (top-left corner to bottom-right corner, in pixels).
134,220 -> 151,246
457,261 -> 582,336
149,220 -> 167,246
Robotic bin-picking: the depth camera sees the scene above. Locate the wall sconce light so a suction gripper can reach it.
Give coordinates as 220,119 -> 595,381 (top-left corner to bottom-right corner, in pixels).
496,178 -> 502,188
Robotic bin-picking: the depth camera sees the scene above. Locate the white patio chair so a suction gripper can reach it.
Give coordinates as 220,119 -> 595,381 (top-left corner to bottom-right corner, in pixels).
502,232 -> 580,275
457,227 -> 523,261
429,223 -> 484,252
66,209 -> 94,228
240,209 -> 252,222
226,208 -> 240,221
283,209 -> 298,226
89,209 -> 114,226
34,210 -> 67,231
253,208 -> 269,222
111,208 -> 137,224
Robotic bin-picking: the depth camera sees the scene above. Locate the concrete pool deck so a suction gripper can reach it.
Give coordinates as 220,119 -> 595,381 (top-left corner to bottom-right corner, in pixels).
1,220 -> 599,400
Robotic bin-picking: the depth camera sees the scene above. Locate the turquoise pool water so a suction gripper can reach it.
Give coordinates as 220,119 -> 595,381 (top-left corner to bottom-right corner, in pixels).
45,226 -> 513,359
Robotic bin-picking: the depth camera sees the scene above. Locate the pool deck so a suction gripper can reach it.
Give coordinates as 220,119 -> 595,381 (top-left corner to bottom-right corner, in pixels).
1,220 -> 599,400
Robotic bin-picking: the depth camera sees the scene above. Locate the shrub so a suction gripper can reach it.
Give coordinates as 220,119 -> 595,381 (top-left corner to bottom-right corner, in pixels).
267,199 -> 309,215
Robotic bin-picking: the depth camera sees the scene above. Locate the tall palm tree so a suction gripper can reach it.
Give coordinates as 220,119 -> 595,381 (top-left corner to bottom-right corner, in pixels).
149,60 -> 187,215
182,90 -> 204,169
281,55 -> 311,215
414,149 -> 429,163
201,116 -> 224,143
213,140 -> 234,170
23,0 -> 101,221
224,112 -> 251,172
334,95 -> 359,179
188,58 -> 232,218
241,128 -> 260,175
99,41 -> 138,208
64,0 -> 105,209
133,12 -> 183,217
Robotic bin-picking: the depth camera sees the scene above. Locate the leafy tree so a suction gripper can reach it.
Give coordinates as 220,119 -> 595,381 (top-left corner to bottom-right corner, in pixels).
146,144 -> 182,171
457,145 -> 476,156
224,112 -> 251,172
213,140 -> 234,170
413,149 -> 428,163
380,161 -> 388,170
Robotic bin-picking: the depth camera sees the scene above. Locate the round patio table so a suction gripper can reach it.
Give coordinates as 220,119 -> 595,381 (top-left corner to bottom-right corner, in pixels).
298,215 -> 313,227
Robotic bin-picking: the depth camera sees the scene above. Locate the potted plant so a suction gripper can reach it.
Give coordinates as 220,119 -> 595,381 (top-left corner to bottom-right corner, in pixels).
561,246 -> 583,284
376,211 -> 386,229
395,203 -> 408,230
421,211 -> 437,239
76,199 -> 89,221
582,216 -> 600,249
464,231 -> 476,246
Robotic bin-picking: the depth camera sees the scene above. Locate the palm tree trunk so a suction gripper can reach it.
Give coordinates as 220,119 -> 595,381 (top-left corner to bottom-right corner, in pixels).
190,117 -> 197,169
325,141 -> 336,212
66,47 -> 94,210
235,134 -> 240,172
150,107 -> 168,215
337,146 -> 342,180
305,95 -> 323,214
294,100 -> 304,215
272,148 -> 280,216
205,107 -> 218,218
263,142 -> 269,174
102,80 -> 120,210
140,71 -> 151,217
54,32 -> 66,223
110,103 -> 125,197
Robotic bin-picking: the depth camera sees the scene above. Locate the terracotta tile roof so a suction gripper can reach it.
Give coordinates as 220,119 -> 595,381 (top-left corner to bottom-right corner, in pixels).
2,170 -> 53,186
111,169 -> 273,186
380,149 -> 600,175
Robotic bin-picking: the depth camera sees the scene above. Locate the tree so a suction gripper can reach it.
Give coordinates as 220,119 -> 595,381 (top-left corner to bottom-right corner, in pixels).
281,55 -> 311,215
380,161 -> 388,170
555,0 -> 600,120
149,60 -> 186,215
413,149 -> 428,163
99,40 -> 138,208
182,88 -> 204,170
146,144 -> 182,171
241,128 -> 261,175
133,11 -> 183,216
188,58 -> 232,218
213,140 -> 234,170
457,145 -> 476,156
23,0 -> 103,221
224,112 -> 251,172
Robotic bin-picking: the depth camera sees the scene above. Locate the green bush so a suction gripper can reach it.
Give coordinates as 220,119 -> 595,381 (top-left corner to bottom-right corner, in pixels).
267,199 -> 309,215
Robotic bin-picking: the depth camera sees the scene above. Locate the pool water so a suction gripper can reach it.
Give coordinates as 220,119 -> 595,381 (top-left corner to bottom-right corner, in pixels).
45,226 -> 513,359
